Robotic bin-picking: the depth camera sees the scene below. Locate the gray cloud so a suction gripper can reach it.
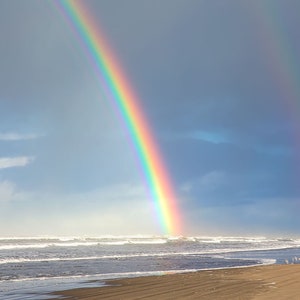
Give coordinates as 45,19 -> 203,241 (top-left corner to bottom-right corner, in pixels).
0,0 -> 299,235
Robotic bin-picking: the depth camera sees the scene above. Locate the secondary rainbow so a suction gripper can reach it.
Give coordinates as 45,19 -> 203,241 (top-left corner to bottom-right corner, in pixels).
55,0 -> 182,235
249,2 -> 300,155
250,2 -> 300,116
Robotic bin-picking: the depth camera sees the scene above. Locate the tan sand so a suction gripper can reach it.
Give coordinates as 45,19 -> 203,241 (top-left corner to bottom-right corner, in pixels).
51,264 -> 300,299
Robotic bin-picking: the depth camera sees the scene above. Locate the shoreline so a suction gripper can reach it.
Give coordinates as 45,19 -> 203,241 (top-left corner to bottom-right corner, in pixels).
50,264 -> 300,299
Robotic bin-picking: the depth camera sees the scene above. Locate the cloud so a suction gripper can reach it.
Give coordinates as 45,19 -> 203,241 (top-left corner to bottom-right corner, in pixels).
188,130 -> 231,144
0,156 -> 34,169
182,196 -> 300,236
181,171 -> 226,194
0,181 -> 16,202
0,132 -> 42,141
0,182 -> 160,236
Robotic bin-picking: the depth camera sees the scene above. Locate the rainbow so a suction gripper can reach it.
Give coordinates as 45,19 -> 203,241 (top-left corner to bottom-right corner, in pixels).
249,2 -> 300,154
250,2 -> 299,116
55,0 -> 182,235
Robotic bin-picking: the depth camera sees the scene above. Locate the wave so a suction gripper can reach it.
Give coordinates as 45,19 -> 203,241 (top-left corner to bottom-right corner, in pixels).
0,243 -> 295,265
0,242 -> 100,250
0,238 -> 169,250
0,235 -> 165,241
0,236 -> 299,250
0,269 -> 199,285
0,252 -> 213,265
0,235 -> 298,240
1,256 -> 277,285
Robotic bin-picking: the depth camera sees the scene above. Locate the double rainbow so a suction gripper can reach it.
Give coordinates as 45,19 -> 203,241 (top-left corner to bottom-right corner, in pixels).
55,0 -> 181,235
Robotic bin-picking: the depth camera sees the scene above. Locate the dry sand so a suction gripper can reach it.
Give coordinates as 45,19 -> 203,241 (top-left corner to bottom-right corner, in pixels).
51,264 -> 300,299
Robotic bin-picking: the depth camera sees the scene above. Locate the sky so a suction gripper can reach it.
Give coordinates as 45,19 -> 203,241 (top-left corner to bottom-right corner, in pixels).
0,0 -> 300,237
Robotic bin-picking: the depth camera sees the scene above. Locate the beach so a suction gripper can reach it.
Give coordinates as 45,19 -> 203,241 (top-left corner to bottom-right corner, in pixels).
52,264 -> 300,299
2,237 -> 300,299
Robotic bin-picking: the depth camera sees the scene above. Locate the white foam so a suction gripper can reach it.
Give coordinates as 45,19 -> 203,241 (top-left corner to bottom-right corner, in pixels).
0,251 -> 210,265
0,241 -> 100,250
128,239 -> 167,245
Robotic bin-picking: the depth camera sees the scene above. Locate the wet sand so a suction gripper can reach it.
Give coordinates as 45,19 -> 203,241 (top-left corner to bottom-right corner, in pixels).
51,264 -> 300,299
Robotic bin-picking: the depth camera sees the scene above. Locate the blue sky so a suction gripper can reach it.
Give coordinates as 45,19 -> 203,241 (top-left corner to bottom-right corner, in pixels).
0,0 -> 300,236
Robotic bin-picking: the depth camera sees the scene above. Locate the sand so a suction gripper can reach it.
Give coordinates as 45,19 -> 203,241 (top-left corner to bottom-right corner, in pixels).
51,264 -> 300,299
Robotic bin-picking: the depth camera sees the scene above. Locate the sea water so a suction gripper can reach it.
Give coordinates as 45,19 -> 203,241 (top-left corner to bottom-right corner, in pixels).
1,236 -> 300,299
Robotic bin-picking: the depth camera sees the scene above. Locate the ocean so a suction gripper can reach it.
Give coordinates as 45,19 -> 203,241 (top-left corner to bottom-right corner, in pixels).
1,236 -> 300,299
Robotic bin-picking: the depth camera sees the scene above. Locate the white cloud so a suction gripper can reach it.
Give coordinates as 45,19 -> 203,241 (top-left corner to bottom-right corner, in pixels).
0,181 -> 17,202
0,156 -> 34,169
0,132 -> 42,141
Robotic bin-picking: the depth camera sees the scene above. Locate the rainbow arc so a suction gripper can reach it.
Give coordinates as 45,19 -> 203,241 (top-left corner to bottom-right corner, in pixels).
56,0 -> 182,235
